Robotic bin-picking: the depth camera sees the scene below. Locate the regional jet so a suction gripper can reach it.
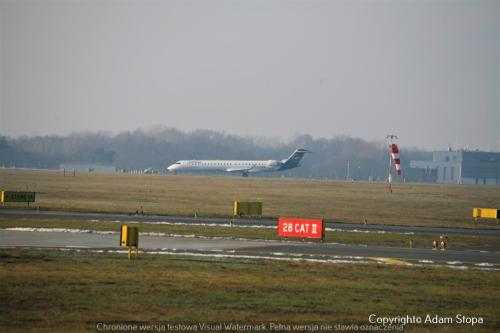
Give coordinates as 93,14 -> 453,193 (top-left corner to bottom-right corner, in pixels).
167,148 -> 311,177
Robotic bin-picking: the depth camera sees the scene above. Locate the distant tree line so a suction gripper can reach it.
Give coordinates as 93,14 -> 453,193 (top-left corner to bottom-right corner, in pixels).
0,128 -> 431,180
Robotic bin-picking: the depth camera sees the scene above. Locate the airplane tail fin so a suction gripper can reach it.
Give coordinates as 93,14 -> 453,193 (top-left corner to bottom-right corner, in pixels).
279,148 -> 311,171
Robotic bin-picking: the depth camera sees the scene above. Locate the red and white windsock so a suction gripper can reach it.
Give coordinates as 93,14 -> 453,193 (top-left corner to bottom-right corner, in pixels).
389,144 -> 401,175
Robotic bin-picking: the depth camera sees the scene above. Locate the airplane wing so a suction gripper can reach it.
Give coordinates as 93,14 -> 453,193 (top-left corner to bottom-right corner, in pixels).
226,164 -> 257,173
226,167 -> 253,173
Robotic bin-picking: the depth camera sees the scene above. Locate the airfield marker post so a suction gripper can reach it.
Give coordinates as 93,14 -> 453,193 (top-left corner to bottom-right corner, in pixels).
472,208 -> 500,225
120,225 -> 139,260
233,201 -> 263,218
0,191 -> 36,208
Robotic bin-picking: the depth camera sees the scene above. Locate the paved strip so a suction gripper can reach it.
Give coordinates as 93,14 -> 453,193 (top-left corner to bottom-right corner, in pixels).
0,230 -> 269,251
1,209 -> 499,236
236,243 -> 500,264
1,230 -> 498,265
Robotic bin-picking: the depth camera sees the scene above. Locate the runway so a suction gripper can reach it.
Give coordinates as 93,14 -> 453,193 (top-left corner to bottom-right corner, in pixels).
1,229 -> 498,268
1,209 -> 499,236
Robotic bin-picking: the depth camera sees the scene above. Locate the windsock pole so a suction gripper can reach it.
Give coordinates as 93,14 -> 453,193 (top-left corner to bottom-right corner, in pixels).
388,154 -> 393,193
386,134 -> 399,193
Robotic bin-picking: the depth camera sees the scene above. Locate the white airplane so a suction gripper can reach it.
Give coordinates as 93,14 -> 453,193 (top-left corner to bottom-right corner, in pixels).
167,148 -> 311,177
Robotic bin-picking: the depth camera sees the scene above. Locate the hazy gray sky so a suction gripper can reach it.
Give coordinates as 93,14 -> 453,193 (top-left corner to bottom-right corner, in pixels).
1,0 -> 498,150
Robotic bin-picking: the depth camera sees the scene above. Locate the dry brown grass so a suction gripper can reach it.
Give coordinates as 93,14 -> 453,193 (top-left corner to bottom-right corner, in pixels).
1,169 -> 499,228
1,249 -> 499,332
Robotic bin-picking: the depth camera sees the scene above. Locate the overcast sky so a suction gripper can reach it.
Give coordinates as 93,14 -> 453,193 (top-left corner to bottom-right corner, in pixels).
0,0 -> 498,150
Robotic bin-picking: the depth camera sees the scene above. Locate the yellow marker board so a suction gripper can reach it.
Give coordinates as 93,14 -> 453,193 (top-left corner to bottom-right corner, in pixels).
472,208 -> 499,219
0,191 -> 36,203
120,224 -> 139,259
233,201 -> 262,217
120,224 -> 128,247
120,225 -> 139,247
127,227 -> 139,247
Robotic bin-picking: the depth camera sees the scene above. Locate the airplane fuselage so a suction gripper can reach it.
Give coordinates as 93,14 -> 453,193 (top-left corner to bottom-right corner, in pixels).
167,148 -> 310,176
168,160 -> 280,174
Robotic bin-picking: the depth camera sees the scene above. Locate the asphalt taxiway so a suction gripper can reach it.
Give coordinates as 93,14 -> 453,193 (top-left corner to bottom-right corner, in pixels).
1,229 -> 498,267
1,209 -> 499,268
1,209 -> 498,236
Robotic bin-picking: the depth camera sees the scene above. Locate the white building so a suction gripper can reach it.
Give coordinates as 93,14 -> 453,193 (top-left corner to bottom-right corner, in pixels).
410,150 -> 499,185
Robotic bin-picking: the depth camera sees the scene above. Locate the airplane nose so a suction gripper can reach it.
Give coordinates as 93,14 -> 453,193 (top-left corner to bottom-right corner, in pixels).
167,165 -> 176,171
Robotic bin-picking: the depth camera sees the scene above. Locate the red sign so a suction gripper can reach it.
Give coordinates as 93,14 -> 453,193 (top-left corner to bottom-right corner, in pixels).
278,217 -> 324,240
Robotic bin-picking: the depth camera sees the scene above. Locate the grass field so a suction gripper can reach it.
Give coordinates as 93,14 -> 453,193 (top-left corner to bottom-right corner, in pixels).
2,170 -> 499,332
1,169 -> 499,228
1,248 -> 499,333
2,218 -> 499,251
